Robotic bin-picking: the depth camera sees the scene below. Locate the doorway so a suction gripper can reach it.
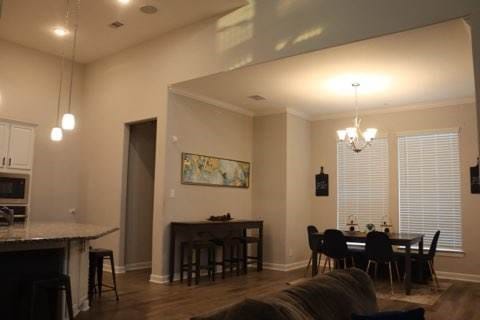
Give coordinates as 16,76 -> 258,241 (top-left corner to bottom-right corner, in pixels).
124,120 -> 156,271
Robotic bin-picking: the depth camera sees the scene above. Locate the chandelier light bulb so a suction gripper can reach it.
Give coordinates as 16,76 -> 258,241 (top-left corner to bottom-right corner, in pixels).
61,113 -> 76,130
50,127 -> 63,142
337,130 -> 347,141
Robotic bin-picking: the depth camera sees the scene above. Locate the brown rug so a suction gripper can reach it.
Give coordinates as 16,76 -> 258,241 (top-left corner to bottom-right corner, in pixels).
287,277 -> 452,306
375,281 -> 452,306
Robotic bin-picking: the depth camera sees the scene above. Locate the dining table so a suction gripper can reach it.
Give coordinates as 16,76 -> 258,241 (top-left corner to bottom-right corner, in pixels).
311,231 -> 424,295
169,219 -> 264,285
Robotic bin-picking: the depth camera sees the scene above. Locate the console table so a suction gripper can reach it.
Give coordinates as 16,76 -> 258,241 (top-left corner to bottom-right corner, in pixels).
169,219 -> 263,284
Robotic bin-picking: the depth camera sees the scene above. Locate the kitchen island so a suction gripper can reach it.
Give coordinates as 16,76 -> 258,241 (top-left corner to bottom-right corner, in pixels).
0,222 -> 118,320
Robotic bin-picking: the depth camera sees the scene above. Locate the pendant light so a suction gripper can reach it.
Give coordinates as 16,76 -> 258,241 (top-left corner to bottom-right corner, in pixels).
61,0 -> 80,131
51,53 -> 65,142
51,0 -> 70,142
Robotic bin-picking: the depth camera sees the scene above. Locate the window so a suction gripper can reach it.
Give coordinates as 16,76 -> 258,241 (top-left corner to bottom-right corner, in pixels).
398,131 -> 462,251
337,138 -> 389,230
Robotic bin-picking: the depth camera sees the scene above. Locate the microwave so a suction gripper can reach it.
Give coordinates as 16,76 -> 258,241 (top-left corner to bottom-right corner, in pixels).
0,173 -> 29,204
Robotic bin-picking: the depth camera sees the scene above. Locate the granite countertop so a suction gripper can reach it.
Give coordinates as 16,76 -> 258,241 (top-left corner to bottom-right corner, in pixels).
0,222 -> 118,244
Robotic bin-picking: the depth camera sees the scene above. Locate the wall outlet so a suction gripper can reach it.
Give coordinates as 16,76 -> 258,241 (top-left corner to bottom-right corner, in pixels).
169,189 -> 176,198
69,208 -> 76,215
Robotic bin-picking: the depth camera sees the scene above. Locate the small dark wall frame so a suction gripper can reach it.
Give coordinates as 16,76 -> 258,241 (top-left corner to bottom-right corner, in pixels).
315,166 -> 329,196
471,160 -> 480,194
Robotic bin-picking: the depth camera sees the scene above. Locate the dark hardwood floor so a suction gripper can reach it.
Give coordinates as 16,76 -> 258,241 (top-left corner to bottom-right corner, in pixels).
77,269 -> 480,320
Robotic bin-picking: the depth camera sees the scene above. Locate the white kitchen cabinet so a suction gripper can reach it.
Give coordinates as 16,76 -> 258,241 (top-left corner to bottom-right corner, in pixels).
8,124 -> 34,170
0,121 -> 35,172
0,122 -> 9,168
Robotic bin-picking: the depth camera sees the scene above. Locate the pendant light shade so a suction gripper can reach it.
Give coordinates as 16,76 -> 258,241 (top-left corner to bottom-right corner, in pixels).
61,113 -> 76,130
50,127 -> 64,141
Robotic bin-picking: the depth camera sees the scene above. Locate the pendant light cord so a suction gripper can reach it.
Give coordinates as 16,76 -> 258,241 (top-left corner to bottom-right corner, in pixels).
67,0 -> 80,114
55,0 -> 71,125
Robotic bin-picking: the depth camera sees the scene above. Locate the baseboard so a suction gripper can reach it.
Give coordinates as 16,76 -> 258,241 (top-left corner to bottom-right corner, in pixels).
71,295 -> 89,319
437,271 -> 480,283
103,261 -> 151,274
125,261 -> 152,271
263,260 -> 309,272
103,263 -> 126,274
150,273 -> 170,284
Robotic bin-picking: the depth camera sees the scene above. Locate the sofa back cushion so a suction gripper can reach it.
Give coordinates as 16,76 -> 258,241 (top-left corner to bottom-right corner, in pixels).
192,268 -> 378,320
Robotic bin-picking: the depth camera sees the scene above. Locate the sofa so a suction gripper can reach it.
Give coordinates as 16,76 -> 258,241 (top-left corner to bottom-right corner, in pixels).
191,268 -> 378,320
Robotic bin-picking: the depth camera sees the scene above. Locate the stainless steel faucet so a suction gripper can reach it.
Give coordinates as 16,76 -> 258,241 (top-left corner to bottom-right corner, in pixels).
0,207 -> 14,226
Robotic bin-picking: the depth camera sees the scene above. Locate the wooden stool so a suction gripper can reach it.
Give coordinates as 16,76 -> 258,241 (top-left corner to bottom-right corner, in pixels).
235,236 -> 261,273
211,237 -> 245,278
30,274 -> 74,320
180,240 -> 216,286
89,248 -> 119,302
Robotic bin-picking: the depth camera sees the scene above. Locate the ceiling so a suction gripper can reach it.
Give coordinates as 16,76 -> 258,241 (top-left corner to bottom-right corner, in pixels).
0,0 -> 246,63
174,19 -> 475,119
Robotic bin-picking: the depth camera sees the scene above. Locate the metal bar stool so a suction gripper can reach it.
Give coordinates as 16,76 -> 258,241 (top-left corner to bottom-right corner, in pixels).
30,274 -> 74,320
89,248 -> 119,302
180,240 -> 216,286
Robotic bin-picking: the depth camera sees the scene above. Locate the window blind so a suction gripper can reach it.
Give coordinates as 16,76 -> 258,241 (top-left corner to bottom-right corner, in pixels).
337,138 -> 389,231
398,132 -> 462,251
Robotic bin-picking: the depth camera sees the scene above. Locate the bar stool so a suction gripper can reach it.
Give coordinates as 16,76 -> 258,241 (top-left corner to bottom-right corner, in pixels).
180,240 -> 216,286
235,235 -> 261,273
89,248 -> 119,302
211,237 -> 244,278
30,274 -> 74,320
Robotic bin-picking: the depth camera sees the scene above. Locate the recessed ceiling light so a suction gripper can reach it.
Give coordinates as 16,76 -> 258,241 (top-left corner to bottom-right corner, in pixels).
53,27 -> 69,37
140,5 -> 158,14
118,0 -> 130,4
248,95 -> 266,101
110,21 -> 125,29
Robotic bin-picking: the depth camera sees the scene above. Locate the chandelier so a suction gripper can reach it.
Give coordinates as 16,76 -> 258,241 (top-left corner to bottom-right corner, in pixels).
336,83 -> 377,153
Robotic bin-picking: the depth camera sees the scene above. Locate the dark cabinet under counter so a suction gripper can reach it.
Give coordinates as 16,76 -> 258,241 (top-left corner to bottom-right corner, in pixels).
0,248 -> 64,320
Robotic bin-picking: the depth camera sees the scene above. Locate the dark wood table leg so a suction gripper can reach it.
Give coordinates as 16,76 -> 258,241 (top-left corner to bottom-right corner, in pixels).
312,250 -> 318,277
187,232 -> 193,286
257,224 -> 263,271
418,237 -> 425,283
242,228 -> 248,273
405,243 -> 412,295
169,226 -> 176,283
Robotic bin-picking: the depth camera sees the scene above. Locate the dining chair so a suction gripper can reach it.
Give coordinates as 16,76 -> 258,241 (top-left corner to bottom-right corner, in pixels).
305,225 -> 323,277
366,231 -> 401,294
412,230 -> 441,289
322,229 -> 354,273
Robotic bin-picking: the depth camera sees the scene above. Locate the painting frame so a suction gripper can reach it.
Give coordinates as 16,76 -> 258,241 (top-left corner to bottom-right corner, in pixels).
181,152 -> 251,188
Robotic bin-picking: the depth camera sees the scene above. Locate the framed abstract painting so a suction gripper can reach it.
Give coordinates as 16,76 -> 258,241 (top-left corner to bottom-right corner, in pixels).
181,153 -> 250,188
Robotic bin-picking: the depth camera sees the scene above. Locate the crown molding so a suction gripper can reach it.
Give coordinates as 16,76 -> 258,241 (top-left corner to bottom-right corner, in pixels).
169,87 -> 254,117
311,97 -> 476,121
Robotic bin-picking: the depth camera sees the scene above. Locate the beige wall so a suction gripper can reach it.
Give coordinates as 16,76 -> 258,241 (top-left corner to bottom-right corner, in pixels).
311,103 -> 480,275
79,0 -> 480,278
286,114 -> 312,265
0,39 -> 83,222
165,93 -> 253,222
125,121 -> 156,267
252,113 -> 287,265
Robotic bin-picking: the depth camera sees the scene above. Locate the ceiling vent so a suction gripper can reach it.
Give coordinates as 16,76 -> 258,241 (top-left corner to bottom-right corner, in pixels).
110,21 -> 124,29
248,95 -> 266,101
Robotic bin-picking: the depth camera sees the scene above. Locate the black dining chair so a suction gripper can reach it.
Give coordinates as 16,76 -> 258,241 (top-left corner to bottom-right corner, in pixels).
305,225 -> 323,276
412,230 -> 441,289
366,231 -> 401,294
322,229 -> 355,272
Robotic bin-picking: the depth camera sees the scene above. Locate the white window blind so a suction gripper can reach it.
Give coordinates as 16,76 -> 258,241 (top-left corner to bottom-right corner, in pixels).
337,138 -> 389,230
398,131 -> 462,251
